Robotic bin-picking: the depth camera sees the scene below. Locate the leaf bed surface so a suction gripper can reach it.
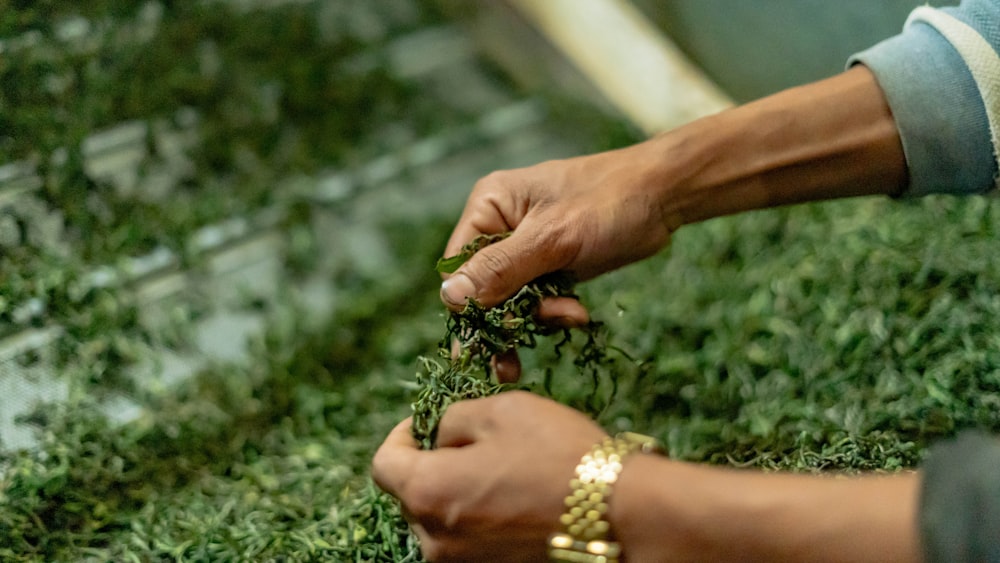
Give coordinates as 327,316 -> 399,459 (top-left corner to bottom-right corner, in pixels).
3,1 -> 1000,561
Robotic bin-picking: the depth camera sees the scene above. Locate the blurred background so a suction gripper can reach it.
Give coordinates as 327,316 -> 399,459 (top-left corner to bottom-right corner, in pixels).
7,1 -> 998,561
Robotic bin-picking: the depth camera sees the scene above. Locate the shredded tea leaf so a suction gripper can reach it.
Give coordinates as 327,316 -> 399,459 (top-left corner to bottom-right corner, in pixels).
412,233 -> 618,450
433,232 -> 510,274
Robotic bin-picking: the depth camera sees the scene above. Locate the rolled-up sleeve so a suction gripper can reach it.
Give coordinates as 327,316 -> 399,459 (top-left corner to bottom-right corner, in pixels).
848,0 -> 1000,197
920,431 -> 1000,562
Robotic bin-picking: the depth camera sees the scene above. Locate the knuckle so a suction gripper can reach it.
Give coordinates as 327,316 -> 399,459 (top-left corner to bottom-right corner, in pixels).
530,217 -> 580,269
468,247 -> 516,301
478,247 -> 513,281
539,217 -> 574,252
420,539 -> 445,562
406,478 -> 448,522
476,169 -> 510,190
471,170 -> 511,200
491,389 -> 532,412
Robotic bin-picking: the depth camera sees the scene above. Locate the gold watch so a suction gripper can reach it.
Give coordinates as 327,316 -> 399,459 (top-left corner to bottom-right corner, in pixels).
547,432 -> 663,563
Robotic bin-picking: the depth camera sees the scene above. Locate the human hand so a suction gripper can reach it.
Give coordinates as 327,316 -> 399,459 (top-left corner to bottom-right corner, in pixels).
440,142 -> 679,381
371,391 -> 608,562
440,142 -> 677,311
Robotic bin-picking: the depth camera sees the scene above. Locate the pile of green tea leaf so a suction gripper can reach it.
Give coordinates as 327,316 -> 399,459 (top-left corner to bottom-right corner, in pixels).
0,223 -> 630,562
0,0 -> 444,342
6,195 -> 1000,561
4,3 -> 1000,561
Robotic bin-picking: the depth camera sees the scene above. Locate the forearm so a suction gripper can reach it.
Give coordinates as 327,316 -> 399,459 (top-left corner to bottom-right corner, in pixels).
645,65 -> 907,229
611,455 -> 922,562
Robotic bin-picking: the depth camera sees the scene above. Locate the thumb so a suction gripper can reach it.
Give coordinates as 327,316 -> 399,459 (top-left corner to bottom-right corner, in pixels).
440,227 -> 570,310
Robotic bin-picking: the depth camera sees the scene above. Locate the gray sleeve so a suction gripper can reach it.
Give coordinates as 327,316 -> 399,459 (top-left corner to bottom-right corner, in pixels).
920,430 -> 1000,562
848,0 -> 1000,197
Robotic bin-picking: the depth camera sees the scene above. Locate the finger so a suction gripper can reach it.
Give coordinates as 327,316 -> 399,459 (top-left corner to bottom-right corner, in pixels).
371,418 -> 421,498
491,348 -> 522,383
442,170 -> 530,261
433,396 -> 497,448
536,297 -> 590,328
440,225 -> 574,310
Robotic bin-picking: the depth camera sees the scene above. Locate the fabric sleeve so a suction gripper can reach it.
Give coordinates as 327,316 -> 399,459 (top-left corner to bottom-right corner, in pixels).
847,0 -> 1000,197
920,430 -> 1000,562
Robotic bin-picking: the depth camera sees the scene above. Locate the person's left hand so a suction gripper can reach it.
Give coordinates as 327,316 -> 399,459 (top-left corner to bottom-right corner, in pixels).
371,391 -> 607,562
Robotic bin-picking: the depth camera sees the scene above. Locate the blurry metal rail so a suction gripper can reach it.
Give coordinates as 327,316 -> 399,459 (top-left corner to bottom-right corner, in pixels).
504,0 -> 733,133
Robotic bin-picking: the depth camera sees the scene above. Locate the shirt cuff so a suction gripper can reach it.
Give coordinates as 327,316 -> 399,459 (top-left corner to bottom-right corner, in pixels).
920,430 -> 1000,562
849,23 -> 995,197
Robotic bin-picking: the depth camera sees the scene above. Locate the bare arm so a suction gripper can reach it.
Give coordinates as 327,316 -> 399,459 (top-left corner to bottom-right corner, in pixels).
440,65 -> 905,381
658,64 -> 906,227
613,454 -> 921,562
373,392 -> 923,562
440,66 -> 905,311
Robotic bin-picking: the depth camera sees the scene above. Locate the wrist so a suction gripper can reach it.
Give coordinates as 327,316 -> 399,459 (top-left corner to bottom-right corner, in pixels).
607,457 -> 780,561
606,454 -> 702,561
549,433 -> 662,562
608,458 -> 773,561
638,118 -> 724,232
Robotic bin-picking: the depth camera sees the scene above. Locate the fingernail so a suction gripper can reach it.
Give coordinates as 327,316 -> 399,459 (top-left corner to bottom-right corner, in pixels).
441,274 -> 476,307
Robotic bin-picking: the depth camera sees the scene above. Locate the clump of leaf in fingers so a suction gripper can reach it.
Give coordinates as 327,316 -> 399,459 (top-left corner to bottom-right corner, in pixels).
411,233 -> 615,450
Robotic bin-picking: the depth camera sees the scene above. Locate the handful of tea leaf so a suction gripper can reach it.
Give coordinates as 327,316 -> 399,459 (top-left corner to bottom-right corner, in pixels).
411,233 -> 615,450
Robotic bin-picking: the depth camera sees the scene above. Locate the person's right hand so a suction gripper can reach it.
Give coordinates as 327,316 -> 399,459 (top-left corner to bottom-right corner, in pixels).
439,139 -> 681,381
440,139 -> 679,310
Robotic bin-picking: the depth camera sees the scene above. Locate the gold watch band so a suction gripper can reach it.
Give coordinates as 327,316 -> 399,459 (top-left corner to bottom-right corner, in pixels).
547,432 -> 662,563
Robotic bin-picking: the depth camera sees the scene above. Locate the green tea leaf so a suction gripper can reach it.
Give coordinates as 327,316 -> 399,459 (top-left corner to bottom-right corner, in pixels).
434,254 -> 467,274
433,232 -> 511,274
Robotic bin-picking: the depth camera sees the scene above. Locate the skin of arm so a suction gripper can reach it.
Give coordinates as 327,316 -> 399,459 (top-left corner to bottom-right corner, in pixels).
658,64 -> 906,227
439,65 -> 907,381
612,452 -> 922,563
372,392 -> 923,562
